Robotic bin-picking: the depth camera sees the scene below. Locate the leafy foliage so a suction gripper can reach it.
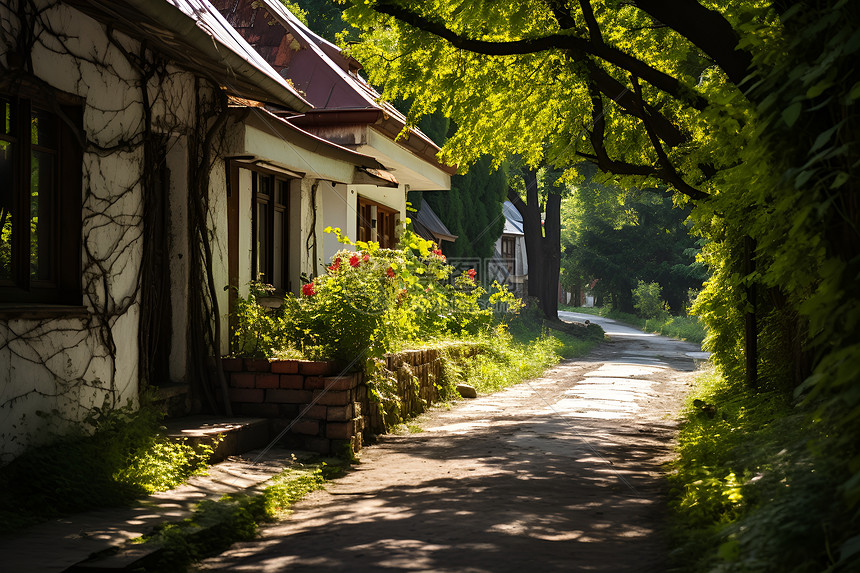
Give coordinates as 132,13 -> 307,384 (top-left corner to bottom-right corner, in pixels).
561,166 -> 706,313
231,227 -> 523,365
669,366 -> 852,572
632,280 -> 669,320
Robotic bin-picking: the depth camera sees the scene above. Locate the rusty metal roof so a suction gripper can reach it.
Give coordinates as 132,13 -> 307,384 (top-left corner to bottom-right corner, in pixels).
211,0 -> 456,175
64,0 -> 311,111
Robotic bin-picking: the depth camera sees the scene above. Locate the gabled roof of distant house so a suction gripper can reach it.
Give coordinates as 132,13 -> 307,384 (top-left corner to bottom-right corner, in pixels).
211,0 -> 456,176
65,0 -> 311,111
413,202 -> 457,244
502,201 -> 525,236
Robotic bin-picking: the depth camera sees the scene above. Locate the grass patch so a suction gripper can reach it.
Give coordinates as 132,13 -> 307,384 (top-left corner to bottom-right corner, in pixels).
668,366 -> 854,572
109,460 -> 343,572
439,312 -> 601,396
560,305 -> 707,343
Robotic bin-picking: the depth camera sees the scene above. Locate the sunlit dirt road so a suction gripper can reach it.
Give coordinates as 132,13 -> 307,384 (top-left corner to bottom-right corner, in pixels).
196,313 -> 705,572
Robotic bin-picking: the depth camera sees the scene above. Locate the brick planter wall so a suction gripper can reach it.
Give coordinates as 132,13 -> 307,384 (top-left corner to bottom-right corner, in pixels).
220,345 -> 478,455
365,349 -> 443,434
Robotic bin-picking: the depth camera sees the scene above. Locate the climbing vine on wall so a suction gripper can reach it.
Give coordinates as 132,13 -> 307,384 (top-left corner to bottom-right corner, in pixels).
0,0 -> 230,460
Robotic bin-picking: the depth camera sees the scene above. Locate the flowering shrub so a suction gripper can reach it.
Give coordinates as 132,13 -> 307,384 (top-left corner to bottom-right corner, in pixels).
230,227 -> 522,364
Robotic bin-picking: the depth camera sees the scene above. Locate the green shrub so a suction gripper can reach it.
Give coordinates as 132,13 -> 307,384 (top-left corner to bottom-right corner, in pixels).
230,227 -> 523,365
668,366 -> 854,572
0,400 -> 216,532
632,280 -> 670,320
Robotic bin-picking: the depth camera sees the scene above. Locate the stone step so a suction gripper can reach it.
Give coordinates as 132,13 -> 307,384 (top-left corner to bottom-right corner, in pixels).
64,543 -> 165,572
160,415 -> 270,463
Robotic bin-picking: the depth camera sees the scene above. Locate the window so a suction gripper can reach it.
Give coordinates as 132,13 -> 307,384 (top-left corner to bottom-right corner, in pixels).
0,91 -> 82,304
252,171 -> 290,292
501,236 -> 516,275
357,197 -> 398,248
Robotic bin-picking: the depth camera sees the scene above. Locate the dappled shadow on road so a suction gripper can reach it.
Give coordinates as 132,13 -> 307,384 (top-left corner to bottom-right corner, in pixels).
202,413 -> 675,572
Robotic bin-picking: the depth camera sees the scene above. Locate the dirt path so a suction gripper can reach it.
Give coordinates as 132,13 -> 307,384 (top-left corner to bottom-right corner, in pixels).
196,314 -> 704,572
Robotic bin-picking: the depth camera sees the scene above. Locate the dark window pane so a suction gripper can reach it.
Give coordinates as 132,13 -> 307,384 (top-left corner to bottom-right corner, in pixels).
257,201 -> 269,282
30,109 -> 57,148
277,180 -> 287,206
30,149 -> 55,280
0,139 -> 14,280
273,210 -> 284,290
259,174 -> 272,197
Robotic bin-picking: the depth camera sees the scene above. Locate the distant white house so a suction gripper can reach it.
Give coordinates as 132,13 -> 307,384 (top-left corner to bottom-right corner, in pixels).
489,201 -> 528,297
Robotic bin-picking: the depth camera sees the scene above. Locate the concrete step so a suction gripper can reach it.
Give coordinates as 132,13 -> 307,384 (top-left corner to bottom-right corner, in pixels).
160,415 -> 270,463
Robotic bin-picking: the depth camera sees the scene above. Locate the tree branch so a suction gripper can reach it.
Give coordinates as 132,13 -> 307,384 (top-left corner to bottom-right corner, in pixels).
372,1 -> 706,107
631,76 -> 708,200
633,0 -> 753,86
584,83 -> 707,201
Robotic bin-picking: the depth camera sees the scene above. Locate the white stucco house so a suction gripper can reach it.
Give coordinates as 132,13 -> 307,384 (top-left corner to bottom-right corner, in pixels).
211,0 -> 455,264
0,0 -> 450,462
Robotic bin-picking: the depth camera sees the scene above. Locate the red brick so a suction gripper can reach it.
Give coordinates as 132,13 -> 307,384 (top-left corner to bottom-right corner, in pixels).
255,373 -> 279,389
244,358 -> 271,372
271,418 -> 319,436
236,402 -> 279,417
266,388 -> 313,404
230,372 -> 256,389
291,419 -> 320,436
279,374 -> 305,389
303,404 -> 328,420
277,404 -> 298,418
271,360 -> 299,374
312,389 -> 350,406
298,360 -> 337,376
327,404 -> 354,422
228,388 -> 264,403
221,357 -> 243,372
306,374 -> 357,391
326,420 -> 355,440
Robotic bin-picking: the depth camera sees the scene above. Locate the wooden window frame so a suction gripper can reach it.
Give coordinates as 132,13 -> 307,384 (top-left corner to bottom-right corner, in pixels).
356,196 -> 399,249
0,86 -> 83,305
251,169 -> 291,293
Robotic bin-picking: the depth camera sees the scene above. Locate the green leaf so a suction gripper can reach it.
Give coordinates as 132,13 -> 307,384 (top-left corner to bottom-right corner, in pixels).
831,172 -> 850,189
806,80 -> 831,99
782,102 -> 802,127
848,82 -> 860,101
840,533 -> 860,561
809,125 -> 838,154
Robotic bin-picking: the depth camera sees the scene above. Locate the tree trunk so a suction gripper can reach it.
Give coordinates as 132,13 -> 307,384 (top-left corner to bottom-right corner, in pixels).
507,167 -> 560,321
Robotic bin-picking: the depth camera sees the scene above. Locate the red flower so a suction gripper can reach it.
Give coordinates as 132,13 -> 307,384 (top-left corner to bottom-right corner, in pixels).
386,267 -> 395,278
432,248 -> 442,256
349,254 -> 360,267
328,258 -> 341,272
363,253 -> 370,263
467,268 -> 477,279
301,283 -> 316,297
